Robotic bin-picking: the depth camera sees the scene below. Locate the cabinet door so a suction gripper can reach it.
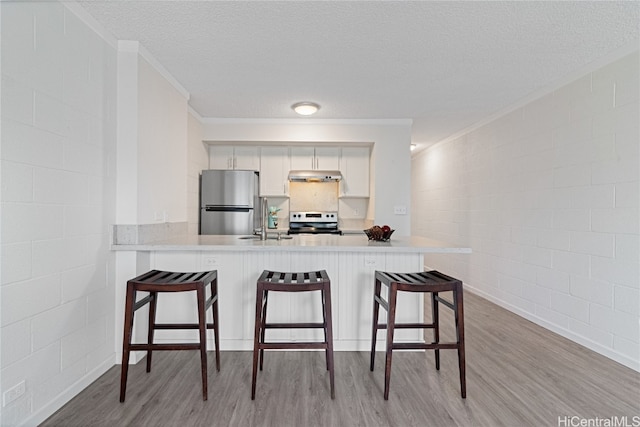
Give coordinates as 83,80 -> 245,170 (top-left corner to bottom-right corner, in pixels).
340,147 -> 370,197
315,147 -> 341,170
234,146 -> 260,170
260,147 -> 289,196
289,146 -> 315,170
209,146 -> 234,169
290,146 -> 340,170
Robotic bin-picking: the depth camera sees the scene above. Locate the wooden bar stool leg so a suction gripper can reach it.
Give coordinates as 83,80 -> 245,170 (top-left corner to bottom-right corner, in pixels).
119,270 -> 220,403
432,291 -> 440,370
372,271 -> 466,401
146,291 -> 157,373
259,290 -> 269,371
455,286 -> 466,398
370,277 -> 382,371
120,285 -> 136,402
251,285 -> 264,400
211,279 -> 221,372
196,285 -> 208,401
383,284 -> 398,400
323,285 -> 335,399
321,289 -> 328,370
251,270 -> 334,399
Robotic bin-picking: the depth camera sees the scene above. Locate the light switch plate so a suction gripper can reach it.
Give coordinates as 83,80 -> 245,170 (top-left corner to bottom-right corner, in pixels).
203,256 -> 218,267
394,205 -> 407,215
3,380 -> 25,407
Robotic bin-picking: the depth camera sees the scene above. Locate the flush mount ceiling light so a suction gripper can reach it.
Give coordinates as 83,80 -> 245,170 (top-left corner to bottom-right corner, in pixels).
292,102 -> 320,116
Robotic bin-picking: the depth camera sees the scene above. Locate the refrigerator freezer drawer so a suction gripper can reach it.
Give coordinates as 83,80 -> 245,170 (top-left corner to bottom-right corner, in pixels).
200,209 -> 255,235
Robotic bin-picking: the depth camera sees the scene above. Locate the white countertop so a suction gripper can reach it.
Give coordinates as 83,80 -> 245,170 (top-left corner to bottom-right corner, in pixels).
111,234 -> 471,254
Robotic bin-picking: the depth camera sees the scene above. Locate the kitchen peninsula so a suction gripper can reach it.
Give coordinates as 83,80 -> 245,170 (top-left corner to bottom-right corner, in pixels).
112,234 -> 470,358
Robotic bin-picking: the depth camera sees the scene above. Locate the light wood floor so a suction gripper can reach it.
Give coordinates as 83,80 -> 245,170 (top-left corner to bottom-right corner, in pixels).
41,292 -> 640,427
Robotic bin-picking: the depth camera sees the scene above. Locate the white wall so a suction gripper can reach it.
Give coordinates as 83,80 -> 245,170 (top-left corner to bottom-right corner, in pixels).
111,39 -> 194,374
116,42 -> 191,229
136,57 -> 188,224
1,2 -> 118,425
412,51 -> 639,370
201,120 -> 413,235
187,111 -> 207,235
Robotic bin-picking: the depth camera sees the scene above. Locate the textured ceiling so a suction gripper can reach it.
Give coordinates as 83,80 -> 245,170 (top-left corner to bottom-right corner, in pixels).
77,1 -> 639,149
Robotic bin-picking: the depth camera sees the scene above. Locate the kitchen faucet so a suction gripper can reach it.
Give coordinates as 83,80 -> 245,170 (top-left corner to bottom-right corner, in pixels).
260,197 -> 268,240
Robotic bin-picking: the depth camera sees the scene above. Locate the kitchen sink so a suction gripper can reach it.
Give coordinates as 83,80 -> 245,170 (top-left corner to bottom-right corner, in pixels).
238,235 -> 293,240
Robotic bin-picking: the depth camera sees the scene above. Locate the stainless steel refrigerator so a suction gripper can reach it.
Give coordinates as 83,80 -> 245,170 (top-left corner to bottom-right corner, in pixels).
200,170 -> 260,235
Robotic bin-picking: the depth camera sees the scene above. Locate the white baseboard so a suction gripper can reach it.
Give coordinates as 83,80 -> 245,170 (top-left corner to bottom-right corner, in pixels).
22,354 -> 115,427
465,285 -> 640,372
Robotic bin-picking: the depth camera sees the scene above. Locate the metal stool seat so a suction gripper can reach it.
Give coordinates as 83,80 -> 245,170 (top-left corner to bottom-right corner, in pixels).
370,270 -> 466,400
251,269 -> 335,399
120,269 -> 220,402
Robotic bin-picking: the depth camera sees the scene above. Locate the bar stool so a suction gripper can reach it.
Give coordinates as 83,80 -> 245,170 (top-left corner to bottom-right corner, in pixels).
120,269 -> 220,402
251,269 -> 335,399
370,270 -> 466,400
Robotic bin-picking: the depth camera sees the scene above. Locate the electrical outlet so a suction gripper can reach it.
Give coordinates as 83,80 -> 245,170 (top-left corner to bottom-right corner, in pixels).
364,257 -> 376,267
393,205 -> 407,215
3,380 -> 25,407
203,256 -> 218,267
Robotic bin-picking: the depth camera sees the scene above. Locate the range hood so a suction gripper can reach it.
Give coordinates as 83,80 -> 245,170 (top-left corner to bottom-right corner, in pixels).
288,170 -> 342,182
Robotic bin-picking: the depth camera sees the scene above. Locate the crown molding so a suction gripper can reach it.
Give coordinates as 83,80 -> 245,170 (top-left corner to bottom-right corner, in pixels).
201,118 -> 412,126
428,41 -> 639,152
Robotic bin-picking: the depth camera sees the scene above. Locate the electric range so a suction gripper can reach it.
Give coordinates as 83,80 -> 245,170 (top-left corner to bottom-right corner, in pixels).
288,211 -> 342,235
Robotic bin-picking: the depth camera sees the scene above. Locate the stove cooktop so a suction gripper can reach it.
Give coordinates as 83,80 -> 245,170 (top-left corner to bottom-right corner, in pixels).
288,211 -> 341,235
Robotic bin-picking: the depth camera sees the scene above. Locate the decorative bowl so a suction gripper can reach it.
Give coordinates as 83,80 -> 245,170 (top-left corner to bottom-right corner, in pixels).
364,227 -> 395,242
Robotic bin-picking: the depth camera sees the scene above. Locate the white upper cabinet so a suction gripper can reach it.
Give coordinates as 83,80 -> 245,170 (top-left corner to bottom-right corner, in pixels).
209,146 -> 233,169
340,147 -> 370,197
289,146 -> 315,170
290,146 -> 340,170
315,147 -> 341,170
260,146 -> 290,196
208,144 -> 369,198
209,145 -> 259,170
234,146 -> 260,170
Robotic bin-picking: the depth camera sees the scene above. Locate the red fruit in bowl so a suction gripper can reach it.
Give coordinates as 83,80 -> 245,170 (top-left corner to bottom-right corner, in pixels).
381,225 -> 391,233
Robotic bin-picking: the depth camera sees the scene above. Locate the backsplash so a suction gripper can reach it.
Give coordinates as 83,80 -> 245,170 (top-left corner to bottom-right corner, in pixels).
113,222 -> 188,244
289,182 -> 339,212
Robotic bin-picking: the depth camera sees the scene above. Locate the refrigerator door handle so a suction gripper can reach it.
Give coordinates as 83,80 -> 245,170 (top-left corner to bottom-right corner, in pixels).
204,205 -> 252,212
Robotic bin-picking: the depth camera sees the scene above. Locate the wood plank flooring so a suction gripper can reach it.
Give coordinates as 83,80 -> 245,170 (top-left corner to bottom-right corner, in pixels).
40,292 -> 640,427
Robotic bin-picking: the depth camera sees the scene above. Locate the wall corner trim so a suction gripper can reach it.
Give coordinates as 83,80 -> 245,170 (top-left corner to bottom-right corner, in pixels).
63,2 -> 119,49
117,42 -> 190,101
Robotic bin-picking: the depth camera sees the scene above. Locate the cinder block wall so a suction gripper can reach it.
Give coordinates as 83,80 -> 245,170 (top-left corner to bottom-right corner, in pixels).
1,2 -> 118,425
412,51 -> 639,371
